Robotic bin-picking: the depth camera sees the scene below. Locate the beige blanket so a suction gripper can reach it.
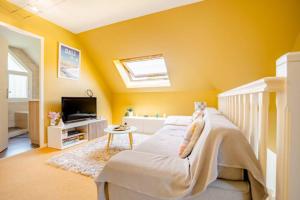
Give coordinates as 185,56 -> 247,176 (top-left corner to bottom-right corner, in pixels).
95,113 -> 268,200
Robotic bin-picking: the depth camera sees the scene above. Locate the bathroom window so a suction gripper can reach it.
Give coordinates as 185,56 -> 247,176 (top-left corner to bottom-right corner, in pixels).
7,53 -> 32,100
114,54 -> 171,88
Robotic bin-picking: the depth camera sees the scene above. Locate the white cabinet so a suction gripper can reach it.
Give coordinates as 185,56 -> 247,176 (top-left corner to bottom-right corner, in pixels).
123,117 -> 165,134
88,120 -> 107,140
47,119 -> 107,149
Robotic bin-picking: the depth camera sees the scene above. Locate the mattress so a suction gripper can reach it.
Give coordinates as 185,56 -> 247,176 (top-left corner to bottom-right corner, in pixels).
107,179 -> 251,200
134,125 -> 246,181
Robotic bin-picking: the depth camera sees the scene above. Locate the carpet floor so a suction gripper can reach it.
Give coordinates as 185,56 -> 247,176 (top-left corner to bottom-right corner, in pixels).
0,147 -> 97,200
47,134 -> 149,178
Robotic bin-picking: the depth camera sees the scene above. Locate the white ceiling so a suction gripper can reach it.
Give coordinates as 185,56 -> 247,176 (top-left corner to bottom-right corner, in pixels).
9,0 -> 200,33
0,26 -> 41,65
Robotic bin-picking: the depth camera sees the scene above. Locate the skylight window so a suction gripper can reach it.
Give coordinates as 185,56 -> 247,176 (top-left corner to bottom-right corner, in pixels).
8,53 -> 27,72
124,57 -> 168,79
114,55 -> 171,88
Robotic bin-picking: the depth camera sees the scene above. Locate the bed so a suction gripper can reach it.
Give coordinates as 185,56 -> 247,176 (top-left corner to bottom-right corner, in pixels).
95,109 -> 267,200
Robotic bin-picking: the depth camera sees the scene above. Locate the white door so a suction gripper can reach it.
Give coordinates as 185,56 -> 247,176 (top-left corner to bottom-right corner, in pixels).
0,36 -> 8,152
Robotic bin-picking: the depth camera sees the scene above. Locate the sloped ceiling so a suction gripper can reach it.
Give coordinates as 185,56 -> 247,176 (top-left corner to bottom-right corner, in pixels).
9,0 -> 200,33
78,0 -> 300,94
0,26 -> 40,65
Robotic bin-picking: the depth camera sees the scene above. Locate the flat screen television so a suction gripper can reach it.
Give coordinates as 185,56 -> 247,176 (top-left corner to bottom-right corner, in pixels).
62,97 -> 97,123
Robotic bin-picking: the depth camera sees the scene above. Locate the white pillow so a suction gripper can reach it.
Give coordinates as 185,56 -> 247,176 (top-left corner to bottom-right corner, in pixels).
204,107 -> 220,116
164,116 -> 193,126
179,117 -> 205,158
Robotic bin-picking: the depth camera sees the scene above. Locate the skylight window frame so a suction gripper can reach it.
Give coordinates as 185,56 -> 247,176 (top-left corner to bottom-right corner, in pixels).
120,54 -> 169,81
114,54 -> 171,88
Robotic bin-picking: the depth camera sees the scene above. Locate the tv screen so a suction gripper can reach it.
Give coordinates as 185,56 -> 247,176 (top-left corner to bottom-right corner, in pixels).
62,97 -> 97,123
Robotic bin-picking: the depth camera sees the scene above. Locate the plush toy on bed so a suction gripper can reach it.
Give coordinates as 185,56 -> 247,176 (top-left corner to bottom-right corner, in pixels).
192,101 -> 207,120
194,101 -> 207,111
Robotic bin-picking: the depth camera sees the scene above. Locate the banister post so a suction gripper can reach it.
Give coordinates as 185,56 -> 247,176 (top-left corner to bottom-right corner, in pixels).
257,92 -> 269,177
249,93 -> 258,156
238,95 -> 244,128
229,96 -> 234,121
242,94 -> 250,141
233,96 -> 237,123
275,52 -> 300,200
275,90 -> 288,200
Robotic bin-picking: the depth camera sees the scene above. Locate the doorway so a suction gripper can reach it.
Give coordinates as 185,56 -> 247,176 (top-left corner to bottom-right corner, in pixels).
0,23 -> 44,159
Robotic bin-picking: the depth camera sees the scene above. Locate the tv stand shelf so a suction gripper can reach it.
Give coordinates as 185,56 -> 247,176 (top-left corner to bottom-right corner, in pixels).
63,119 -> 103,129
47,118 -> 107,149
64,132 -> 86,139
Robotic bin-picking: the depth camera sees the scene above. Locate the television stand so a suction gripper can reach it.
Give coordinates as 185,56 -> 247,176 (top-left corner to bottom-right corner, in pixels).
47,118 -> 107,149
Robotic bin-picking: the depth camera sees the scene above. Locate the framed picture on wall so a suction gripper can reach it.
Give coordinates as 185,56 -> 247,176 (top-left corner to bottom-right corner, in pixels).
58,43 -> 81,80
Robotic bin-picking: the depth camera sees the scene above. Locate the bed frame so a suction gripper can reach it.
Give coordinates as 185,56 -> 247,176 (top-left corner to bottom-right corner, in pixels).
218,52 -> 300,200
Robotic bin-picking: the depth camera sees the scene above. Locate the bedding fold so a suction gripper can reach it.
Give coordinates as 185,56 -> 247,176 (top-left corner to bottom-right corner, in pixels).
96,150 -> 191,198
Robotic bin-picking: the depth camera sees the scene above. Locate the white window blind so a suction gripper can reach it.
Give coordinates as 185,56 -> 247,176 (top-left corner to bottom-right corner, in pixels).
7,53 -> 30,99
8,74 -> 28,99
124,57 -> 168,78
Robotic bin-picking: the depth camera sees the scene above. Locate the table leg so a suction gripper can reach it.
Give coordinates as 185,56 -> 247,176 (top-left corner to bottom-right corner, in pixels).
128,132 -> 133,149
110,134 -> 114,145
106,133 -> 111,152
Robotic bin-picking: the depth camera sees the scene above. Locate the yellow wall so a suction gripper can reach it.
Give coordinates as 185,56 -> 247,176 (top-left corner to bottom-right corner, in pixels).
0,1 -> 112,144
294,33 -> 300,50
78,0 -> 300,125
2,0 -> 300,149
112,90 -> 218,122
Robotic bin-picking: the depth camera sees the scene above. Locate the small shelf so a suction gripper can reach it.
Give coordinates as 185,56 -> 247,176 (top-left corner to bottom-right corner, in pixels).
62,139 -> 88,149
62,119 -> 104,129
63,132 -> 87,139
48,118 -> 108,150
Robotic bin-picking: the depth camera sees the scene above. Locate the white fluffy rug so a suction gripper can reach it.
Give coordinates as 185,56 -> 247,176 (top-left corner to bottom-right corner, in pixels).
47,133 -> 149,178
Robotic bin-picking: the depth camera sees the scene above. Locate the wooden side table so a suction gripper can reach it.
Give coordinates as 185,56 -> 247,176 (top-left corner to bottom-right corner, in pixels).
104,126 -> 137,152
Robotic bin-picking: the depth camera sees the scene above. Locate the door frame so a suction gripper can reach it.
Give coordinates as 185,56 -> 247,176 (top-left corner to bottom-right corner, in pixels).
0,21 -> 46,147
0,36 -> 8,152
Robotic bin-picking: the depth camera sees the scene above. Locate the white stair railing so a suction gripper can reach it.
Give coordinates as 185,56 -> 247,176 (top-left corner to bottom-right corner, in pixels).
218,77 -> 286,197
218,52 -> 300,200
275,52 -> 300,200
